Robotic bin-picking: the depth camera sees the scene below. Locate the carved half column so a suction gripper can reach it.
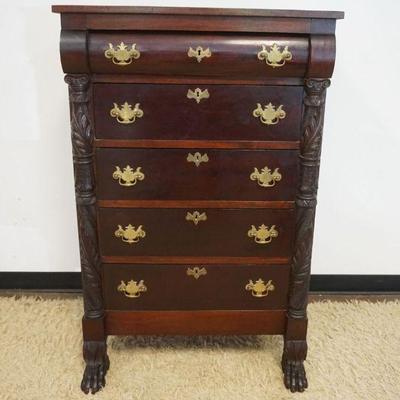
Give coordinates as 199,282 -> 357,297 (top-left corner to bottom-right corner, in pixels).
65,74 -> 103,319
289,78 -> 331,319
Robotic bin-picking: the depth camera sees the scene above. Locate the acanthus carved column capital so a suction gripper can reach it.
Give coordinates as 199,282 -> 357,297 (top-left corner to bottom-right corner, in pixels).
64,74 -> 90,91
301,78 -> 331,163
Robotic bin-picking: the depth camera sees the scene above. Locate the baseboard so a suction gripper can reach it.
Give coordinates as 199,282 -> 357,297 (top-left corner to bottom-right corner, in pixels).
310,275 -> 400,292
0,272 -> 82,291
0,272 -> 399,292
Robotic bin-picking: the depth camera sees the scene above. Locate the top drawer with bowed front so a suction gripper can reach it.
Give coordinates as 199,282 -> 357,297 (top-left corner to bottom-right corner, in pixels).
88,32 -> 309,78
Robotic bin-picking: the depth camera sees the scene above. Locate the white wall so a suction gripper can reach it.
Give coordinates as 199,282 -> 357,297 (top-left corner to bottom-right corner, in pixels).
0,0 -> 399,274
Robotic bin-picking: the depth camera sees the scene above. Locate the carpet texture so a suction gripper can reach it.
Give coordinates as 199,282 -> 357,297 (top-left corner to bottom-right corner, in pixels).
0,296 -> 399,400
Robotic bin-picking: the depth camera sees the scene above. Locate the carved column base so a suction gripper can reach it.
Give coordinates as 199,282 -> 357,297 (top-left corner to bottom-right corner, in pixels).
281,339 -> 308,393
81,340 -> 110,394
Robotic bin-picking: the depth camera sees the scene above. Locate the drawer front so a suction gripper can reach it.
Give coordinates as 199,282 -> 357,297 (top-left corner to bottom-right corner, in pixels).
98,208 -> 294,257
93,84 -> 303,141
104,264 -> 289,310
96,148 -> 299,201
89,33 -> 308,78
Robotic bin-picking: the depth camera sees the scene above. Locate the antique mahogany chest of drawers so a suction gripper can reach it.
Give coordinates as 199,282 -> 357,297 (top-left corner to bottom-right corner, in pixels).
53,5 -> 343,394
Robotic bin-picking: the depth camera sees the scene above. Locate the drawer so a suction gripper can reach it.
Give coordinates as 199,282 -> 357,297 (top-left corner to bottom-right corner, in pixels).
103,264 -> 289,310
98,208 -> 294,258
89,32 -> 308,78
96,148 -> 299,201
93,84 -> 303,141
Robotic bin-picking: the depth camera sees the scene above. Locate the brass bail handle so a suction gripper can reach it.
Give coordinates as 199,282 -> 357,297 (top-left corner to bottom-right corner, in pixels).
248,224 -> 278,244
113,165 -> 145,187
110,102 -> 144,124
253,103 -> 286,125
250,165 -> 282,187
257,43 -> 292,68
117,279 -> 147,298
245,279 -> 275,297
115,224 -> 146,244
105,42 -> 141,66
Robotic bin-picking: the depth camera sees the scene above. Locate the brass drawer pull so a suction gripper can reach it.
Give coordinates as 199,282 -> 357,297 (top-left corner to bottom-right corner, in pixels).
110,102 -> 143,124
245,279 -> 275,297
248,224 -> 278,244
187,267 -> 207,279
187,46 -> 212,62
187,88 -> 210,103
104,42 -> 140,66
113,165 -> 144,187
115,224 -> 146,244
186,211 -> 207,225
187,152 -> 209,167
118,279 -> 147,298
253,103 -> 286,125
250,166 -> 282,187
257,43 -> 292,68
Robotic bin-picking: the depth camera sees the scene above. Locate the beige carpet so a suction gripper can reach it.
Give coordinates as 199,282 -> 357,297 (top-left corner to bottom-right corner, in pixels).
0,296 -> 399,400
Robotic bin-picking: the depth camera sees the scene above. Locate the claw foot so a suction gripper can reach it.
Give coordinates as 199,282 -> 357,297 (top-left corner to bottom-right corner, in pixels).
282,340 -> 308,393
282,358 -> 308,392
81,340 -> 110,394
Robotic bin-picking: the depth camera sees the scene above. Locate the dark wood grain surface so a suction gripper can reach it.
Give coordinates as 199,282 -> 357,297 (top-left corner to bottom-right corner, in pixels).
101,256 -> 290,265
52,5 -> 344,19
98,208 -> 295,258
89,33 -> 308,77
94,139 -> 300,149
95,148 -> 299,201
98,200 -> 294,209
103,264 -> 289,310
105,309 -> 287,335
92,75 -> 305,86
93,84 -> 303,141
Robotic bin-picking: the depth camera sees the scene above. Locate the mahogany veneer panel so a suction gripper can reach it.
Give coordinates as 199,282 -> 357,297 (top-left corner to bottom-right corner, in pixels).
94,139 -> 300,149
98,208 -> 295,258
96,148 -> 299,201
105,310 -> 287,336
93,84 -> 303,141
52,6 -> 344,19
89,33 -> 308,77
98,201 -> 294,209
103,264 -> 289,310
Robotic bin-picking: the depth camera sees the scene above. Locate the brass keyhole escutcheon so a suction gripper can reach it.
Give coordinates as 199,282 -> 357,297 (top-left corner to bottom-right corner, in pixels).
187,46 -> 212,62
187,88 -> 210,104
186,211 -> 207,225
187,152 -> 209,167
187,267 -> 207,279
